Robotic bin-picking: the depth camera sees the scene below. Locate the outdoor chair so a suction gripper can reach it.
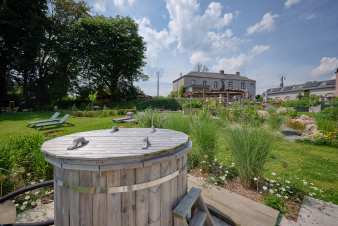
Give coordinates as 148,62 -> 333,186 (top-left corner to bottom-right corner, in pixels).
33,114 -> 71,129
27,112 -> 61,127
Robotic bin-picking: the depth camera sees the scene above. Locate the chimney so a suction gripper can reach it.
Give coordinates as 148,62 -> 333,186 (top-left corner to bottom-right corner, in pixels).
219,70 -> 224,74
236,72 -> 240,76
336,68 -> 338,97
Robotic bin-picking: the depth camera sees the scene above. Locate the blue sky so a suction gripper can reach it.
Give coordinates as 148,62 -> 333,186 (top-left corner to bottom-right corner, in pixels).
85,0 -> 338,95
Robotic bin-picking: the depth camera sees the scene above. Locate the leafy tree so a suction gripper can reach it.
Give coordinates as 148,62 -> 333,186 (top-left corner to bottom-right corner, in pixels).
0,0 -> 47,105
73,16 -> 146,100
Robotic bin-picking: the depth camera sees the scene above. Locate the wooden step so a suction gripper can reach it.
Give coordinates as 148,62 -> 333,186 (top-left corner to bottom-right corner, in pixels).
189,210 -> 207,226
173,187 -> 201,218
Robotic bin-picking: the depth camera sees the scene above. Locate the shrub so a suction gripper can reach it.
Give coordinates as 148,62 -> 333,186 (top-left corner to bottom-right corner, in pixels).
162,113 -> 191,134
136,109 -> 164,128
264,194 -> 287,213
190,110 -> 218,171
135,97 -> 181,111
227,127 -> 273,188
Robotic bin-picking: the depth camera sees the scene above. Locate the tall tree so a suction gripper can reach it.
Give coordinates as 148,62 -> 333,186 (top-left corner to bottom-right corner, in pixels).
0,0 -> 47,105
73,16 -> 146,100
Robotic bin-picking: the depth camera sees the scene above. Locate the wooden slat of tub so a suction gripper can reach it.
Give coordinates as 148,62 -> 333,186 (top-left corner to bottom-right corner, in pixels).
79,171 -> 93,226
160,160 -> 171,226
106,170 -> 121,226
149,163 -> 161,226
121,169 -> 136,226
68,170 -> 80,226
93,172 -> 107,226
135,166 -> 151,226
54,167 -> 62,226
170,157 -> 178,211
62,170 -> 70,226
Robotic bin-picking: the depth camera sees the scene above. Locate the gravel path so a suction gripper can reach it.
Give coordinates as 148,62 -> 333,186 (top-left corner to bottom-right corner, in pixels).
16,200 -> 54,224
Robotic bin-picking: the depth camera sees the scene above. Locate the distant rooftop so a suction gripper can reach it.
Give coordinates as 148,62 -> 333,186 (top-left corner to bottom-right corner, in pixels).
173,70 -> 255,83
266,79 -> 336,94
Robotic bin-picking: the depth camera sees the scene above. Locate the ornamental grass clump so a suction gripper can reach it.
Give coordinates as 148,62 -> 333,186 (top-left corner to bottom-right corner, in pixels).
267,113 -> 284,130
162,113 -> 191,134
227,127 -> 273,188
136,108 -> 163,128
190,110 -> 218,170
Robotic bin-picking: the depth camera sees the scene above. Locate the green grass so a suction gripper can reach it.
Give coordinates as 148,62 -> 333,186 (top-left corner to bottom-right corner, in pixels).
0,111 -> 338,204
0,112 -> 131,142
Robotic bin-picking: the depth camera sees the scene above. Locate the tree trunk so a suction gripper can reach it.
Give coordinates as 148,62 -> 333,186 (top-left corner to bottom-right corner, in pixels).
0,61 -> 7,105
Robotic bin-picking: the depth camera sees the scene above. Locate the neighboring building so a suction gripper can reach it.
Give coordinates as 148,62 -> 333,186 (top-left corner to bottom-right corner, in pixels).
172,70 -> 256,102
264,69 -> 337,101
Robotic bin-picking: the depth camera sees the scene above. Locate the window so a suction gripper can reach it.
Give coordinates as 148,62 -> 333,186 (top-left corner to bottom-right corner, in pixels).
191,79 -> 195,85
203,80 -> 207,87
228,81 -> 233,89
213,81 -> 218,89
241,81 -> 246,89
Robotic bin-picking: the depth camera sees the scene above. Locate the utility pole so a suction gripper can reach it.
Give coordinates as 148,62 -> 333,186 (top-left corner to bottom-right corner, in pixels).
156,71 -> 160,97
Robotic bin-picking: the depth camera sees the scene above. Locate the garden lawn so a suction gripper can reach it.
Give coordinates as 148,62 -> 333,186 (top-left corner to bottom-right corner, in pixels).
0,112 -> 132,142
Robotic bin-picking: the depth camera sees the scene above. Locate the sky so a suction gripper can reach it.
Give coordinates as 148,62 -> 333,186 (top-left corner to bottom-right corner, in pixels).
84,0 -> 338,95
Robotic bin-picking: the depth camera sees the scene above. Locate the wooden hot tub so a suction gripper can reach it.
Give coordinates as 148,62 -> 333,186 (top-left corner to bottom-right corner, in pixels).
42,128 -> 191,226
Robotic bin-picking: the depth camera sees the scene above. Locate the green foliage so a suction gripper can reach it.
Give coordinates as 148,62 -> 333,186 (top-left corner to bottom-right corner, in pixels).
0,133 -> 52,194
73,16 -> 146,100
190,111 -> 218,170
227,127 -> 273,188
225,103 -> 263,127
282,95 -> 321,112
267,113 -> 284,130
135,97 -> 181,111
136,109 -> 164,128
162,113 -> 191,134
263,194 -> 287,213
88,91 -> 98,108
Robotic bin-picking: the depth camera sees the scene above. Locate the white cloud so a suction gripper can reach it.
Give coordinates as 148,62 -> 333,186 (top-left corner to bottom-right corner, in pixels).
247,12 -> 279,35
284,0 -> 301,8
213,45 -> 270,73
166,0 -> 236,51
190,51 -> 210,65
311,57 -> 338,77
250,45 -> 271,55
92,0 -> 135,13
137,18 -> 173,65
114,0 -> 135,9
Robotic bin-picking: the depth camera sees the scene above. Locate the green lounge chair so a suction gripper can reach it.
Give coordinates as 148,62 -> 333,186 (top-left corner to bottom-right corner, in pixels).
27,112 -> 61,127
34,114 -> 71,129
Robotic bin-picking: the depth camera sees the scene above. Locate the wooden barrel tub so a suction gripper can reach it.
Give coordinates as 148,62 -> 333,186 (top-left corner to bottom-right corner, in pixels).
41,128 -> 191,226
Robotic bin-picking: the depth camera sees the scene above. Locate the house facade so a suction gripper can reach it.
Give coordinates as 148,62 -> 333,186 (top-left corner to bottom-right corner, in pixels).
172,70 -> 256,101
264,69 -> 337,101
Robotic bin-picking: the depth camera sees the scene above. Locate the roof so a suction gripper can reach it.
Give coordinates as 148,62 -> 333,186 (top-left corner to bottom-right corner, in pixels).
173,71 -> 255,83
266,79 -> 336,95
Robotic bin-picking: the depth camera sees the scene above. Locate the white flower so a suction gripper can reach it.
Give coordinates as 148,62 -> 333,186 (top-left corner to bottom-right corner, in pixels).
24,195 -> 30,200
31,201 -> 36,206
284,195 -> 288,199
286,180 -> 290,184
262,186 -> 268,191
30,181 -> 36,185
254,177 -> 258,181
15,204 -> 19,207
276,194 -> 281,198
26,173 -> 31,176
20,205 -> 25,210
271,172 -> 276,176
303,181 -> 308,185
269,189 -> 274,194
23,201 -> 28,206
34,191 -> 39,195
281,187 -> 286,192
